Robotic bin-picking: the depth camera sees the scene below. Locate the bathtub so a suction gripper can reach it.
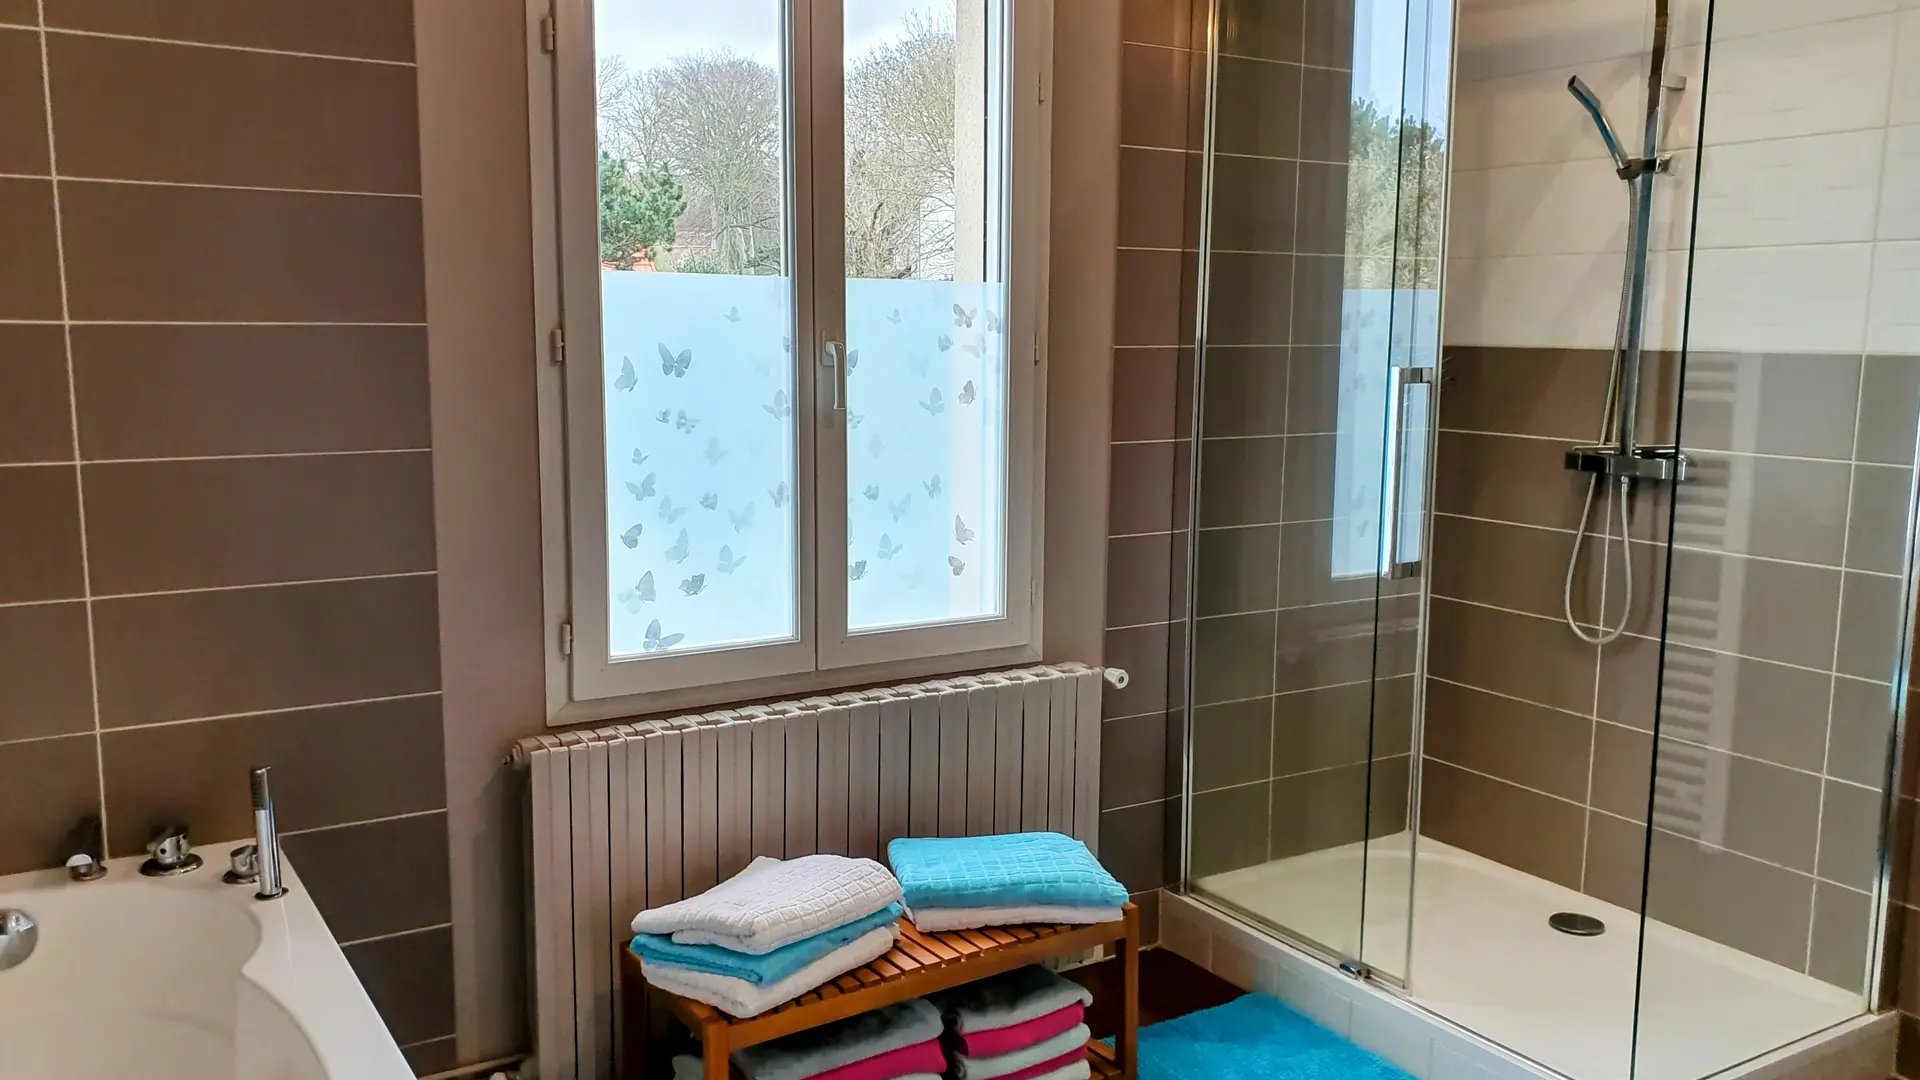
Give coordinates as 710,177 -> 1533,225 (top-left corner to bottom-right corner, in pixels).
0,840 -> 412,1080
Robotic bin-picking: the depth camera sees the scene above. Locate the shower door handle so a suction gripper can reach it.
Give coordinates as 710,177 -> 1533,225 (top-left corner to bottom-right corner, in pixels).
1382,365 -> 1433,581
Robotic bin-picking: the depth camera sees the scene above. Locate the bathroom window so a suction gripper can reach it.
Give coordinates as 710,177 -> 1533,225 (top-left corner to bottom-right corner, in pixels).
534,0 -> 1049,711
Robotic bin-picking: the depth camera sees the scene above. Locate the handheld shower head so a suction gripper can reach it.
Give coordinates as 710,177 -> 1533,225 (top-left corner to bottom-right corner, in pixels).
1567,76 -> 1633,176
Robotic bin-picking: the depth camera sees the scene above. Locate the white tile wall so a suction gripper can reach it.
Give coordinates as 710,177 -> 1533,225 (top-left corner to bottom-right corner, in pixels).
1867,242 -> 1920,353
1880,126 -> 1920,239
1455,0 -> 1649,83
1670,0 -> 1898,48
1451,55 -> 1650,172
1701,17 -> 1898,144
1686,243 -> 1875,353
1893,12 -> 1920,126
1694,131 -> 1887,248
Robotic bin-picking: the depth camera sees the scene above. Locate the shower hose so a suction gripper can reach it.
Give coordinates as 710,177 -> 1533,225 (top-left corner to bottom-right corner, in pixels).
1563,185 -> 1640,647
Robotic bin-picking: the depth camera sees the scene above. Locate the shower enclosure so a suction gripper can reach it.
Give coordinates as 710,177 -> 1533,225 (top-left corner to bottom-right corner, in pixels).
1173,0 -> 1920,1077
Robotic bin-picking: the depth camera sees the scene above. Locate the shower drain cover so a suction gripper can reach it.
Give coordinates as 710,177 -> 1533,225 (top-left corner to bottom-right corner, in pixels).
1549,912 -> 1606,937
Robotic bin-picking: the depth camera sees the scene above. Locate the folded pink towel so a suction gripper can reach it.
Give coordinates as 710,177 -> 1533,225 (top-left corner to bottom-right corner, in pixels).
956,1003 -> 1086,1058
992,1048 -> 1088,1080
806,1038 -> 945,1080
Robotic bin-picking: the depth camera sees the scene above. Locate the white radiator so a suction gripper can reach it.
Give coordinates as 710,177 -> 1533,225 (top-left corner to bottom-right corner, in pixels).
512,663 -> 1120,1080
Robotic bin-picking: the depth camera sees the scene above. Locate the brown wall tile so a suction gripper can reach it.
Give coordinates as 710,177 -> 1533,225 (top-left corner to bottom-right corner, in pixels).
1200,347 -> 1288,438
1122,0 -> 1195,49
1274,599 -> 1385,692
1421,760 -> 1586,889
282,813 -> 450,943
0,0 -> 32,26
1270,764 -> 1376,860
0,178 -> 61,320
0,29 -> 47,175
48,33 -> 419,192
1219,0 -> 1305,62
1664,548 -> 1840,671
1837,570 -> 1903,683
1106,531 -> 1175,628
1680,453 -> 1850,567
0,325 -> 73,464
1678,352 -> 1861,460
1808,882 -> 1872,993
1100,798 -> 1173,891
1197,437 -> 1285,526
1194,611 -> 1276,705
1111,347 -> 1182,442
1829,676 -> 1897,789
1435,430 -> 1587,532
1192,696 -> 1271,791
71,324 -> 432,459
1846,465 -> 1913,575
1117,147 -> 1195,250
84,454 -> 437,594
1279,432 -> 1336,521
59,181 -> 426,322
1293,162 -> 1348,255
1284,346 -> 1340,434
402,1039 -> 461,1077
1288,255 -> 1343,346
1114,248 -> 1188,347
1275,519 -> 1405,609
42,1 -> 415,62
1120,44 -> 1197,151
1191,779 -> 1270,875
0,734 -> 99,875
1304,0 -> 1356,69
1424,679 -> 1592,802
1298,66 -> 1351,163
1103,621 -> 1172,719
1857,355 -> 1920,466
92,575 -> 441,728
1194,525 -> 1278,615
1582,811 -> 1646,911
1430,514 -> 1574,623
1650,643 -> 1830,772
1440,347 -> 1618,440
1273,684 -> 1369,776
1428,598 -> 1597,715
0,601 -> 94,742
1101,711 -> 1174,809
1818,779 -> 1887,892
345,926 -> 455,1047
1643,826 -> 1814,971
1590,721 -> 1651,821
1212,57 -> 1301,158
99,695 -> 445,854
1594,632 -> 1661,731
1109,440 -> 1180,535
1209,155 -> 1297,253
1206,252 -> 1294,345
0,465 -> 84,603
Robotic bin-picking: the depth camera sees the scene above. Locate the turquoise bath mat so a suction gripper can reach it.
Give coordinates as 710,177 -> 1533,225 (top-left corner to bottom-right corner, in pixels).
1120,993 -> 1414,1080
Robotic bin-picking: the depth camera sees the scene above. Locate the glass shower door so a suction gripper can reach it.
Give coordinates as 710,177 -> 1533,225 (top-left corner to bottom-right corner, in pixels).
1180,0 -> 1451,986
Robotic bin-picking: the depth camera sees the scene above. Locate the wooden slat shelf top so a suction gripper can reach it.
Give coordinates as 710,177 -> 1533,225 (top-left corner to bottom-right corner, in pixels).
624,904 -> 1140,1080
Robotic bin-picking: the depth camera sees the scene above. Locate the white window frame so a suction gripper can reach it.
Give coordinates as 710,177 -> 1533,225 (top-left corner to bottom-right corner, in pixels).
527,0 -> 1052,723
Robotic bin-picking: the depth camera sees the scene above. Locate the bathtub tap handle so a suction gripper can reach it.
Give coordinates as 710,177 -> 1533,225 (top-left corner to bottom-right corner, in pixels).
140,822 -> 203,877
64,814 -> 105,882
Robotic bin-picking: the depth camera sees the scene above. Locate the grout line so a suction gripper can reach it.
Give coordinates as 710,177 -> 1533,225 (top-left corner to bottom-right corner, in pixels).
0,729 -> 94,750
96,690 -> 442,734
335,922 -> 454,950
0,569 -> 441,609
1115,143 -> 1360,169
1102,793 -> 1176,814
1105,619 -> 1173,632
279,807 -> 447,839
0,319 -> 430,327
44,174 -> 420,199
0,447 -> 433,468
34,0 -> 109,858
40,26 -> 415,67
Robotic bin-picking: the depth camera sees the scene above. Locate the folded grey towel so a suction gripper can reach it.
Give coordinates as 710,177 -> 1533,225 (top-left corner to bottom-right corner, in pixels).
929,964 -> 1094,1034
730,998 -> 942,1080
952,1023 -> 1091,1080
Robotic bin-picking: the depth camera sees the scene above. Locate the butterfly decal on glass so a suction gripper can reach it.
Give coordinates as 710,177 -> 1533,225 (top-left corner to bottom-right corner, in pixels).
849,410 -> 865,430
679,573 -> 707,597
961,340 -> 982,357
876,534 -> 904,561
625,473 -> 656,501
658,344 -> 692,378
730,503 -> 755,533
631,449 -> 650,466
948,555 -> 966,576
703,437 -> 726,465
699,491 -> 719,511
617,571 -> 655,614
643,619 -> 684,652
957,380 -> 977,406
664,527 -> 690,563
908,353 -> 930,377
954,515 -> 975,545
868,433 -> 886,459
655,408 -> 673,424
846,349 -> 859,372
724,306 -> 741,323
849,560 -> 869,581
753,355 -> 775,378
923,474 -> 942,498
768,481 -> 790,508
782,335 -> 793,353
615,357 -> 638,392
763,390 -> 792,419
619,522 -> 643,549
888,493 -> 912,522
887,309 -> 902,324
919,388 -> 945,416
659,497 -> 690,524
676,410 -> 699,433
937,334 -> 953,352
953,304 -> 976,329
863,483 -> 881,501
716,546 -> 746,574
985,310 -> 1003,334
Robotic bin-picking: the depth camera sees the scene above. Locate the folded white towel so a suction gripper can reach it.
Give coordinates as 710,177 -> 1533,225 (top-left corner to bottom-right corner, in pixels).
672,1062 -> 943,1080
631,854 -> 902,955
907,904 -> 1123,932
643,925 -> 898,1018
952,1023 -> 1090,1080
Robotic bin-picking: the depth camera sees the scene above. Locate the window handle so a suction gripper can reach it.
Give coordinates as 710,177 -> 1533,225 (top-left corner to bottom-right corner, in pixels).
822,340 -> 847,413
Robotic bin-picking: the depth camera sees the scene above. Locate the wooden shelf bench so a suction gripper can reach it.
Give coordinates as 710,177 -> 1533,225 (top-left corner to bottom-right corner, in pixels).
622,903 -> 1139,1080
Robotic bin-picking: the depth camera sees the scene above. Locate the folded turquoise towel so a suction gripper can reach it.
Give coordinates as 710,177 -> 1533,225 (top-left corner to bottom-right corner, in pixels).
887,833 -> 1128,910
630,903 -> 902,986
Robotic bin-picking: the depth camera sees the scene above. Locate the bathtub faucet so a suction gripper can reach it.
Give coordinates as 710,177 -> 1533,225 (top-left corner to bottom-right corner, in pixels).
250,766 -> 286,901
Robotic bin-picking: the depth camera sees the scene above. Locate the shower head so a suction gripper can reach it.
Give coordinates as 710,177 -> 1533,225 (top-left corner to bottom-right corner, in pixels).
1567,76 -> 1632,176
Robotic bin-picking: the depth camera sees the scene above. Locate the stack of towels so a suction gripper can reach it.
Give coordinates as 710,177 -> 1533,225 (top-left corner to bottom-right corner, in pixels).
886,832 -> 1129,932
630,853 -> 904,1017
671,999 -> 946,1080
932,965 -> 1096,1080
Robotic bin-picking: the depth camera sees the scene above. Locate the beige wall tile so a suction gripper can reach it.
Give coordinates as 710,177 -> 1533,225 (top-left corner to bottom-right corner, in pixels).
83,454 -> 436,594
0,465 -> 83,603
59,181 -> 425,323
92,575 -> 441,727
0,735 -> 99,876
70,324 -> 431,459
0,602 -> 93,742
0,325 -> 73,464
0,29 -> 47,175
0,178 -> 61,320
41,0 -> 414,62
47,33 -> 419,192
98,695 -> 444,853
